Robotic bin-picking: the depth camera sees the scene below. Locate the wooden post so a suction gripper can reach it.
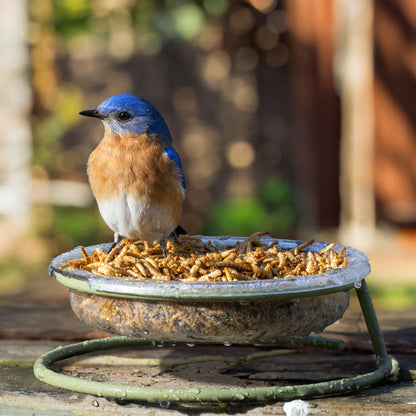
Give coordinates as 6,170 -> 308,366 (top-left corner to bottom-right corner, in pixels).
287,0 -> 341,237
372,0 -> 416,228
0,0 -> 32,236
336,0 -> 376,248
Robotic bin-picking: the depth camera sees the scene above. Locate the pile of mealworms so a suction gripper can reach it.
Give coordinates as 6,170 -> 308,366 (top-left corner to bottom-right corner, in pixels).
60,232 -> 348,282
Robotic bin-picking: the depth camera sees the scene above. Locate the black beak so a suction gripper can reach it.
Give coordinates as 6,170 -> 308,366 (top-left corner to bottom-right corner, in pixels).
79,109 -> 103,119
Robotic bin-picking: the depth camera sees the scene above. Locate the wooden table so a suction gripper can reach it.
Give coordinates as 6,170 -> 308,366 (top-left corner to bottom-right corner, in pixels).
0,285 -> 415,415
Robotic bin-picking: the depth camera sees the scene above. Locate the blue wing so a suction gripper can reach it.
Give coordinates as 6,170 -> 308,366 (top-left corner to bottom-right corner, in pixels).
164,147 -> 186,190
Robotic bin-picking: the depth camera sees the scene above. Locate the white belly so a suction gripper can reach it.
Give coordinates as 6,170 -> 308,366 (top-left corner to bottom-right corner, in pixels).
97,195 -> 176,242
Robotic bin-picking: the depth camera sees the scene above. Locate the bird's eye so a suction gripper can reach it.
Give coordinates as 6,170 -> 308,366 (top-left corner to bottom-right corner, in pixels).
117,111 -> 132,121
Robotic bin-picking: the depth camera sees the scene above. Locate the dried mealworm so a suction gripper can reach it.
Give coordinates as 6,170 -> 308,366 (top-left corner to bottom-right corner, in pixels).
60,232 -> 348,282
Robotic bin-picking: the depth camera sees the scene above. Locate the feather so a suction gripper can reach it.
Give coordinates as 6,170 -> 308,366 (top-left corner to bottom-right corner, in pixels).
164,147 -> 186,191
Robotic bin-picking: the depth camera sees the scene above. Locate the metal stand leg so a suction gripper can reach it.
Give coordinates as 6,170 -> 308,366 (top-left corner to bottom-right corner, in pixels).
34,280 -> 399,402
355,279 -> 399,381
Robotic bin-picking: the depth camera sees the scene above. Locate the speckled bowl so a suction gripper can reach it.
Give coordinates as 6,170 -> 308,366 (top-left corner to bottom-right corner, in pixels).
49,236 -> 370,343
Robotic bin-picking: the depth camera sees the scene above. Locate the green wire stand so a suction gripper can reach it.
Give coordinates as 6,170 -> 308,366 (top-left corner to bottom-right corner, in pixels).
33,280 -> 399,403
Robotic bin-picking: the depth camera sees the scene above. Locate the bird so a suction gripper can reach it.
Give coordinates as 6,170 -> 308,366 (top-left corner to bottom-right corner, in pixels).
80,94 -> 186,252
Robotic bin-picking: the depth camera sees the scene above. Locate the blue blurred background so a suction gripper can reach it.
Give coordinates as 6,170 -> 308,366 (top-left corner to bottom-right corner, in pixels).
0,0 -> 415,308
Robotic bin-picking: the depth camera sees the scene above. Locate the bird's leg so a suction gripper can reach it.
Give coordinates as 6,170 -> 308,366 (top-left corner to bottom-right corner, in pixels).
108,232 -> 121,253
161,226 -> 186,257
159,236 -> 168,258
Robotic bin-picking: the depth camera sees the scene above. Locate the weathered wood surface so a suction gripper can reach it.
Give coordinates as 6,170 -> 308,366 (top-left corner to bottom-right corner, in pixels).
0,293 -> 415,415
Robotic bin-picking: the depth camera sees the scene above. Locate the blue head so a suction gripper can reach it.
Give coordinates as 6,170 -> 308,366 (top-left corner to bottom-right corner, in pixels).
80,94 -> 172,145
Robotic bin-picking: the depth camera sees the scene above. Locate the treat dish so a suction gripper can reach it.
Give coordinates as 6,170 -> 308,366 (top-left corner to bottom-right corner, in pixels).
48,236 -> 367,343
49,236 -> 369,302
35,235 -> 398,403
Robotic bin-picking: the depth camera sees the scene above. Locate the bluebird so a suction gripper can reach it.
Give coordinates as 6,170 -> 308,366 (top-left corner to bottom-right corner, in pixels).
80,94 -> 186,251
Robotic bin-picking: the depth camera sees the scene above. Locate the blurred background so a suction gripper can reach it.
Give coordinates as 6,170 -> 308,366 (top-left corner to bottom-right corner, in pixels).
0,0 -> 415,309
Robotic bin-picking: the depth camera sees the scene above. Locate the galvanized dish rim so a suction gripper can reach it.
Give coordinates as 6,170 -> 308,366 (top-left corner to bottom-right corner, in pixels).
49,235 -> 371,301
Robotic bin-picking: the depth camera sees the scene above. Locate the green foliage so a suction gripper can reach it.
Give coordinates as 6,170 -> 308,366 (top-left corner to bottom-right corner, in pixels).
53,0 -> 91,39
203,0 -> 229,16
364,283 -> 416,310
0,263 -> 28,296
206,198 -> 269,236
49,0 -> 228,43
204,178 -> 297,237
32,87 -> 83,174
173,3 -> 205,39
51,205 -> 111,249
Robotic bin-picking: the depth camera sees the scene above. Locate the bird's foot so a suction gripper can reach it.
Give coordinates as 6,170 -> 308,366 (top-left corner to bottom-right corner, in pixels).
160,226 -> 187,257
159,236 -> 169,258
108,233 -> 122,253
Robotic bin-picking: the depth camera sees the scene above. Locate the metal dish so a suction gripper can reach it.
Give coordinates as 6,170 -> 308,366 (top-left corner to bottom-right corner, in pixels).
50,236 -> 370,343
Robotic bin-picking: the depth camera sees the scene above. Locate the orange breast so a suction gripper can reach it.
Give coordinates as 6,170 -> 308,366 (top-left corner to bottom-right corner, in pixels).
88,130 -> 184,229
